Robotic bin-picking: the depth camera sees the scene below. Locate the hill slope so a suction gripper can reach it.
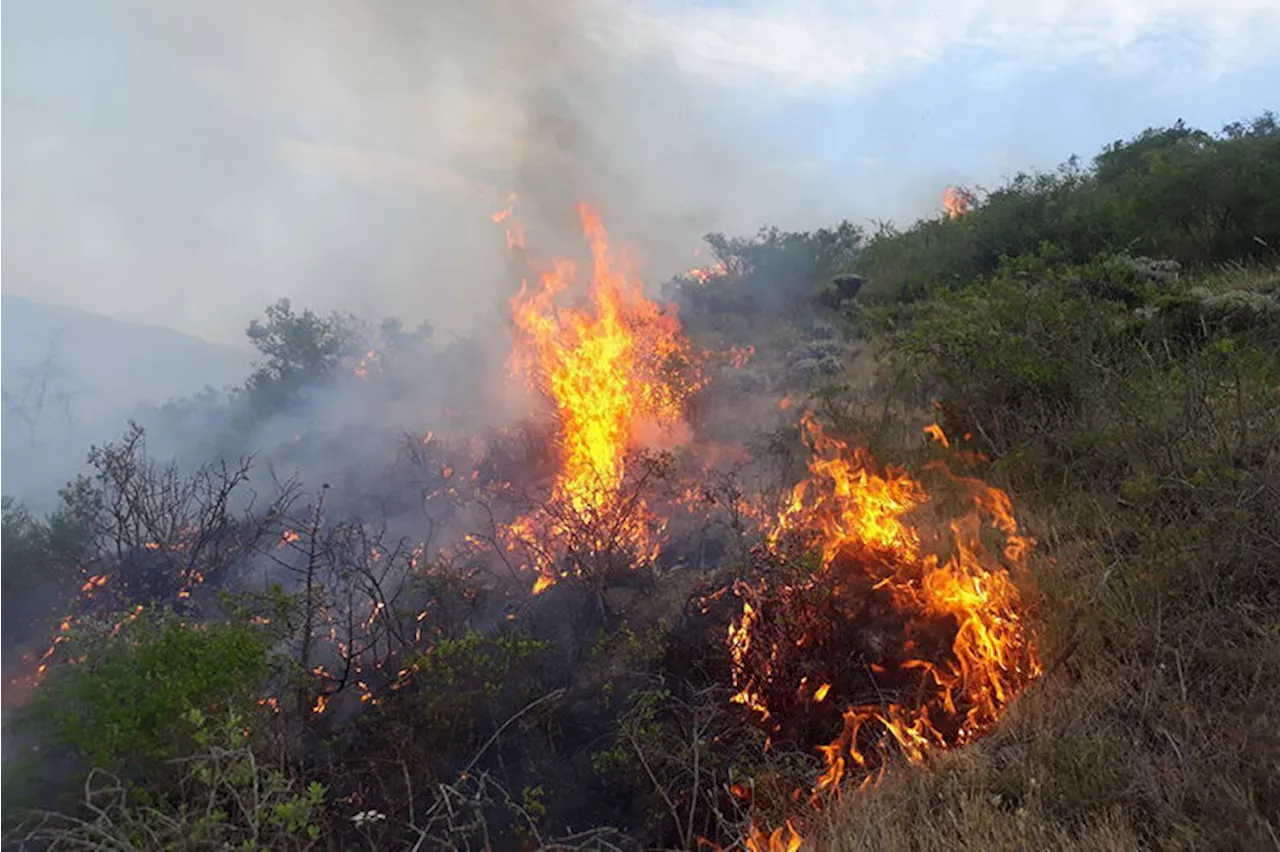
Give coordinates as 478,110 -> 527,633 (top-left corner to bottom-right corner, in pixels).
1,295 -> 251,508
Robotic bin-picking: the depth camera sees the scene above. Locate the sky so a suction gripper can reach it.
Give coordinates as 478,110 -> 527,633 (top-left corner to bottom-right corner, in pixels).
3,0 -> 1278,347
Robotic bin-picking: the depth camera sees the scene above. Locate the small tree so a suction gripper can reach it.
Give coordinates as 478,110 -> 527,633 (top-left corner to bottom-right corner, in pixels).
1,339 -> 78,450
244,298 -> 366,413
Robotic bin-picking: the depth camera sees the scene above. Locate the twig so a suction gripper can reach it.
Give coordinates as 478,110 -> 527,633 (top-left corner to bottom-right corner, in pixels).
460,688 -> 566,778
623,723 -> 684,846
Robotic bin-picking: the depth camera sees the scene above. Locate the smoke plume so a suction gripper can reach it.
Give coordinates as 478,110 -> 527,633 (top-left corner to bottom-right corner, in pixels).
3,0 -> 838,348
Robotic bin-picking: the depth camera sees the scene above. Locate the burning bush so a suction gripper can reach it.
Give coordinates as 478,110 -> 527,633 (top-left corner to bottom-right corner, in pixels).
726,415 -> 1041,802
502,202 -> 703,597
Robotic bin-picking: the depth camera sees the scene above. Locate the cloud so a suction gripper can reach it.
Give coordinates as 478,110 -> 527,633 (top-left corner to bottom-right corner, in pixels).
615,0 -> 1280,92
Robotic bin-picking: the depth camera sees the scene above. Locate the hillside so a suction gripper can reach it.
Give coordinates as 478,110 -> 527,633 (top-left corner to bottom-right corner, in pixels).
1,295 -> 251,508
3,114 -> 1278,851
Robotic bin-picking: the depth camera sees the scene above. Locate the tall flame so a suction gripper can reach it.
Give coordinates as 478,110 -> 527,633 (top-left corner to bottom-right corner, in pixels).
507,203 -> 702,593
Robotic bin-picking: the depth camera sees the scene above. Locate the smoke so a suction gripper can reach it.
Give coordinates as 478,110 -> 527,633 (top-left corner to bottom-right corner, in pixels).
2,0 -> 848,350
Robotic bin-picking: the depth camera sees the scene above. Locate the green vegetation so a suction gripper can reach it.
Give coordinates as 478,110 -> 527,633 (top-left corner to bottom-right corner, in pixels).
15,708 -> 330,851
399,630 -> 553,752
24,612 -> 271,769
857,113 -> 1280,302
1,494 -> 92,646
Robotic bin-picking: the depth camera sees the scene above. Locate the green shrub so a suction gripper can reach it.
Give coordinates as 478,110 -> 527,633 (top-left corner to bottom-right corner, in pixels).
397,629 -> 552,753
885,274 -> 1111,452
14,707 -> 330,851
24,611 -> 270,769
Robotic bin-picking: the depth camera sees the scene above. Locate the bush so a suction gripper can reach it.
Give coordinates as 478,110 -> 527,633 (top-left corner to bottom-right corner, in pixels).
884,273 -> 1110,455
23,611 -> 270,770
13,707 -> 329,851
1,495 -> 93,646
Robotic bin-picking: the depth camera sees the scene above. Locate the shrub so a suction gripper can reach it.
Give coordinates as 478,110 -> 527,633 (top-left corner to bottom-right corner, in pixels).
13,707 -> 329,851
23,611 -> 270,770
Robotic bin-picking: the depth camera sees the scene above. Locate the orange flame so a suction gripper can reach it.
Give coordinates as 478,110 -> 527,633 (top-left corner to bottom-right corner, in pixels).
491,192 -> 518,223
80,574 -> 108,593
730,414 -> 1040,800
493,192 -> 525,249
685,260 -> 729,285
728,344 -> 755,369
505,203 -> 702,593
942,186 -> 975,220
354,349 -> 380,380
745,820 -> 803,852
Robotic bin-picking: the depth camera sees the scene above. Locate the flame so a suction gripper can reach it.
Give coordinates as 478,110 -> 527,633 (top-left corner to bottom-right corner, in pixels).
685,261 -> 729,285
729,414 -> 1040,800
505,203 -> 702,593
80,574 -> 109,594
923,422 -> 949,448
728,344 -> 755,369
493,192 -> 525,249
745,820 -> 803,852
353,349 -> 380,380
942,186 -> 975,220
491,192 -> 518,223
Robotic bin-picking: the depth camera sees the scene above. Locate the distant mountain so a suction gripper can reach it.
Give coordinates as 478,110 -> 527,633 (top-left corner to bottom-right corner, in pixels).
1,295 -> 252,510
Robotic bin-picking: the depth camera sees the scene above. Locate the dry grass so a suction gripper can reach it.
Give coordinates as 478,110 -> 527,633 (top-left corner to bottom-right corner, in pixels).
819,673 -> 1279,850
815,265 -> 1280,852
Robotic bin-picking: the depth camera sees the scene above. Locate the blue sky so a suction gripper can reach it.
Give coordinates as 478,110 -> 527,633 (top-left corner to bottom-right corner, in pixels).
749,54 -> 1278,220
3,0 -> 1278,345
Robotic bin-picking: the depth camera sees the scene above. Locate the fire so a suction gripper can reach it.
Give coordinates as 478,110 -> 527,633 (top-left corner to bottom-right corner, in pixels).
80,574 -> 109,594
491,192 -> 517,223
942,186 -> 975,220
353,349 -> 380,380
729,413 -> 1040,799
685,260 -> 729,285
505,203 -> 702,593
745,820 -> 802,852
728,344 -> 755,369
493,192 -> 525,249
